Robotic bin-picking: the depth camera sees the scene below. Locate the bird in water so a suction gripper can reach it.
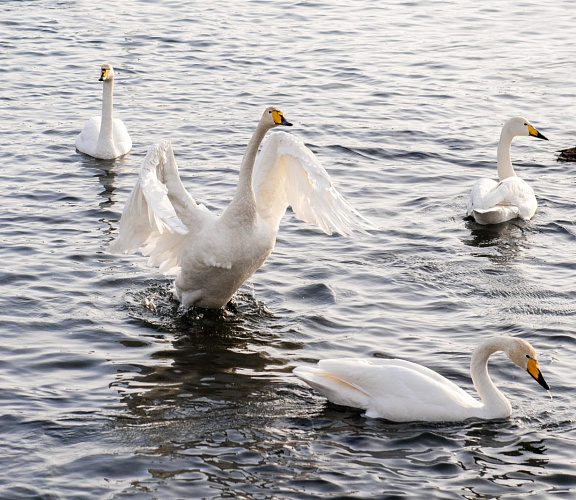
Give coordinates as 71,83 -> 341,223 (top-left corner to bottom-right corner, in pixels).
557,146 -> 576,162
109,107 -> 371,309
294,336 -> 550,422
76,63 -> 132,160
467,116 -> 548,225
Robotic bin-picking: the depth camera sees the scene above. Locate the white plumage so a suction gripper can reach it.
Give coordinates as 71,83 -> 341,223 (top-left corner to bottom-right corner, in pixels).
76,63 -> 132,160
294,336 -> 550,422
467,116 -> 548,225
109,107 -> 371,309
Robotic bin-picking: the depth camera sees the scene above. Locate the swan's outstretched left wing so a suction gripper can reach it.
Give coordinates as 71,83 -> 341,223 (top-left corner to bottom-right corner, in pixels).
108,141 -> 211,273
252,131 -> 372,236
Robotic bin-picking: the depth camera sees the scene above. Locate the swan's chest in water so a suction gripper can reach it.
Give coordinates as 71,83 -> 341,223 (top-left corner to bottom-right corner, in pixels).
176,221 -> 276,307
195,221 -> 275,269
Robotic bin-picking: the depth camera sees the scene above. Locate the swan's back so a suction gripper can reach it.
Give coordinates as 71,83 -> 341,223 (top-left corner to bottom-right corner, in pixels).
468,177 -> 536,224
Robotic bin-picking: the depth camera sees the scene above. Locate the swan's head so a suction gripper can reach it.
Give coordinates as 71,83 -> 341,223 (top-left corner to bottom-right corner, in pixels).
263,106 -> 292,128
504,116 -> 548,141
99,63 -> 114,82
506,337 -> 550,390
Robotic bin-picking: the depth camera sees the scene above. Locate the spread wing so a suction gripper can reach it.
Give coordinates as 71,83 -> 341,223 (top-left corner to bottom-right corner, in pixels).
108,141 -> 212,273
252,131 -> 373,236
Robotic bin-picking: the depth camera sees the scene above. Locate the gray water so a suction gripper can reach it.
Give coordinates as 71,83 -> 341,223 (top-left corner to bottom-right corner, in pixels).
1,0 -> 576,498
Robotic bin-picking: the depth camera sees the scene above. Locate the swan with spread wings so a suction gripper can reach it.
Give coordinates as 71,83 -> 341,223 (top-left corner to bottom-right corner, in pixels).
109,107 -> 371,309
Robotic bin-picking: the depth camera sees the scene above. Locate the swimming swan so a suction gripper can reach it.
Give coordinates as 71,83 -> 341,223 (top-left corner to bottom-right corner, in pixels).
108,107 -> 371,309
467,117 -> 548,225
76,63 -> 132,160
294,336 -> 549,422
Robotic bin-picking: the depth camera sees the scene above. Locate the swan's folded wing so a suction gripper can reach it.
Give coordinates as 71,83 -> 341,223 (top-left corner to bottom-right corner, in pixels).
467,178 -> 498,215
317,358 -> 465,398
108,141 -> 210,272
483,178 -> 535,212
253,131 -> 373,237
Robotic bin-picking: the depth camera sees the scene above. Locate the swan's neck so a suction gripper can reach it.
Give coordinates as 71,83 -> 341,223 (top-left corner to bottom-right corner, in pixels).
224,122 -> 271,223
496,127 -> 517,181
97,80 -> 115,150
470,339 -> 512,418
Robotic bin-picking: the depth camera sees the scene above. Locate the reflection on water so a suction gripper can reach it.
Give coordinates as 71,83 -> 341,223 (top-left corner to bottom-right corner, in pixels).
78,153 -> 131,209
462,217 -> 532,264
112,285 -> 296,426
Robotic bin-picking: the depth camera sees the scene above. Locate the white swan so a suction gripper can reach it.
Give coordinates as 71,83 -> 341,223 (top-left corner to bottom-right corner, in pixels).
293,336 -> 549,422
467,116 -> 548,225
76,63 -> 132,160
108,106 -> 371,309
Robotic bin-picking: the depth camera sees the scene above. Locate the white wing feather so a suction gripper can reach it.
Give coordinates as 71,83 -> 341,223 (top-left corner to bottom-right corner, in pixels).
252,131 -> 372,236
108,141 -> 211,273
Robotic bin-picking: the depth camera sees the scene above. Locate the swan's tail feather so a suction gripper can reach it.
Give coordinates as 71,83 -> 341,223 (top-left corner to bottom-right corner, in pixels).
472,206 -> 520,225
294,365 -> 371,410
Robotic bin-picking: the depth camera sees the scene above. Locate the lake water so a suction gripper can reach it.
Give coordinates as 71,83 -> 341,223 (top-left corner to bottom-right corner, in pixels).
1,0 -> 576,498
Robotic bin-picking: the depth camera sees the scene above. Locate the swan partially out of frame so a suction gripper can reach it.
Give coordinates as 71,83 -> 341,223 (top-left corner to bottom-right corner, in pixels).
557,146 -> 576,162
294,336 -> 550,422
467,116 -> 548,225
76,63 -> 132,160
108,107 -> 371,309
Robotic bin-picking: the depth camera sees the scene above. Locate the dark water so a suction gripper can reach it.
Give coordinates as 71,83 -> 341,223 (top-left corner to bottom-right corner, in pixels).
1,0 -> 576,498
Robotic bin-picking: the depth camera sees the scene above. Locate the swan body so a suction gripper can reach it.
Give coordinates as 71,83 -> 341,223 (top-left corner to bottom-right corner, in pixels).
109,107 -> 371,309
76,63 -> 132,160
294,336 -> 549,422
467,117 -> 548,225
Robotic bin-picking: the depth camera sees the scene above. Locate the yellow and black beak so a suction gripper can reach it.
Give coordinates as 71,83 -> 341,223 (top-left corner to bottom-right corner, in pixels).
271,110 -> 293,127
99,68 -> 109,82
527,356 -> 550,390
527,124 -> 548,141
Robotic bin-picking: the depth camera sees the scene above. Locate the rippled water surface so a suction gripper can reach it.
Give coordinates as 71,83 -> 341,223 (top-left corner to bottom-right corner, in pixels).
2,0 -> 576,498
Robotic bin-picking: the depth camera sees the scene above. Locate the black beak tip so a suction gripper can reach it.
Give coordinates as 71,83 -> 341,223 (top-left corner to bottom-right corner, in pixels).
530,369 -> 550,391
537,132 -> 549,141
99,76 -> 104,82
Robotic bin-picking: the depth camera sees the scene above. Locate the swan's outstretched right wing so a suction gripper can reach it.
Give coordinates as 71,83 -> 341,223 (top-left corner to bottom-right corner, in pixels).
108,141 -> 211,273
253,131 -> 373,236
